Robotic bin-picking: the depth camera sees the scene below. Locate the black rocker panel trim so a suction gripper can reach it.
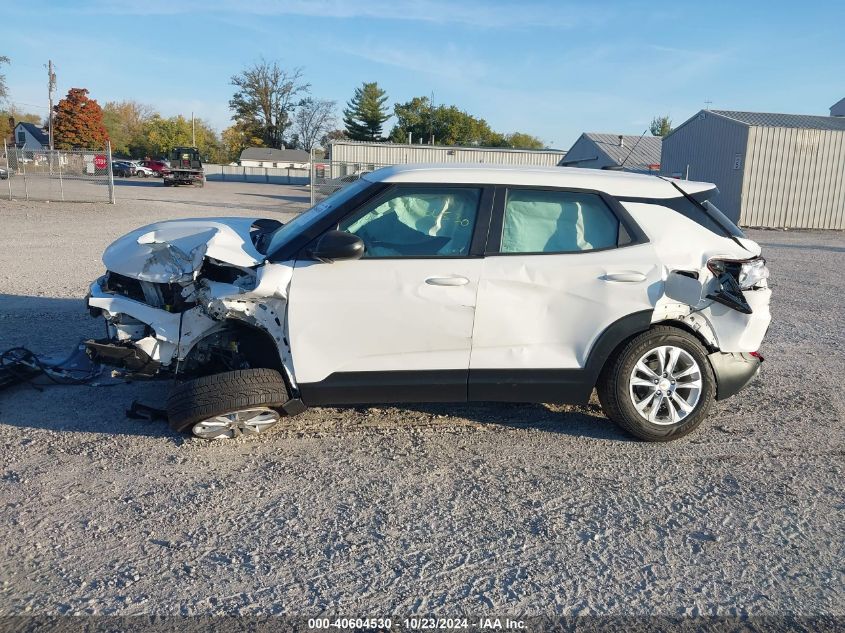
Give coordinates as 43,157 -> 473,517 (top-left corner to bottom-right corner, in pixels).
297,310 -> 654,407
467,368 -> 591,404
299,369 -> 467,406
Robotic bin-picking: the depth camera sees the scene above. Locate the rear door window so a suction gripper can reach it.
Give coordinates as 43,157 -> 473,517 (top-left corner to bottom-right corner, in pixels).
500,189 -> 619,254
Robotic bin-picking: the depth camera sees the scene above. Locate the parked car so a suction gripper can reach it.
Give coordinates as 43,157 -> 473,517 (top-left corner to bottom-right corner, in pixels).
112,161 -> 136,177
140,159 -> 170,176
0,166 -> 9,180
130,162 -> 156,178
85,164 -> 771,441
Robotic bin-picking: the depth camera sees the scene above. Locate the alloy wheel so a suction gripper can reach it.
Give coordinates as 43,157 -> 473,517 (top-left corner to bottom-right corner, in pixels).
191,407 -> 280,439
628,345 -> 703,425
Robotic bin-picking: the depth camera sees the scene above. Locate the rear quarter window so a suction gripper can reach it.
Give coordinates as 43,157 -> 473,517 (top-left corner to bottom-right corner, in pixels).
618,194 -> 745,239
667,196 -> 731,236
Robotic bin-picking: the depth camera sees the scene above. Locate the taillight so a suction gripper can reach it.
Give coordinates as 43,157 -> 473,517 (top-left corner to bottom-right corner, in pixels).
708,257 -> 769,290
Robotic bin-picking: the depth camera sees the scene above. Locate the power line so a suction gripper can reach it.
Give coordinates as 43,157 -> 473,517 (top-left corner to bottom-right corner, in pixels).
4,100 -> 50,111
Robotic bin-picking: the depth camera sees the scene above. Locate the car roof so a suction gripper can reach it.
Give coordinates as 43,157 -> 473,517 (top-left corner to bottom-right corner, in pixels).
363,163 -> 715,198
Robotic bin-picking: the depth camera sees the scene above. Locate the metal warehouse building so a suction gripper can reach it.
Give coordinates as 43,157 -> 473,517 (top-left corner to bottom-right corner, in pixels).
661,109 -> 845,229
328,140 -> 566,173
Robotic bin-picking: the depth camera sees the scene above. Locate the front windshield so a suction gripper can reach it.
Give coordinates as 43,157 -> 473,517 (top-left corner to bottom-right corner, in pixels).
264,178 -> 373,256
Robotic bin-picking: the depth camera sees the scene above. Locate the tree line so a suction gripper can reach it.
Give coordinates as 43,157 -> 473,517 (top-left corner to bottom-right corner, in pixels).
221,60 -> 549,153
1,54 -> 675,162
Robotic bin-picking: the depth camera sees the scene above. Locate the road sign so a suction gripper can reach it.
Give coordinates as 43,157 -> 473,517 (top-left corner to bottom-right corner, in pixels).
94,154 -> 107,170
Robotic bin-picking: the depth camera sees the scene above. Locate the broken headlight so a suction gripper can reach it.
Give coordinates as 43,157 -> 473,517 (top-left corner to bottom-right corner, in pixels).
737,257 -> 769,289
708,257 -> 769,290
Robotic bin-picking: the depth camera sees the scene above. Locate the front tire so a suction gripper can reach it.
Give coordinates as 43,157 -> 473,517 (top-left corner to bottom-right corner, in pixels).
597,326 -> 716,441
166,368 -> 289,439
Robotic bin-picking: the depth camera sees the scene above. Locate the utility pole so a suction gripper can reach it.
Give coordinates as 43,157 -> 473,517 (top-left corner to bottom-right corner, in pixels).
46,60 -> 56,150
191,112 -> 195,146
429,91 -> 435,145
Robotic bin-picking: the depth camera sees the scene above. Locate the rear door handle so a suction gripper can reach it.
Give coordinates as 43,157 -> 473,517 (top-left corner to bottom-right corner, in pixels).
425,276 -> 470,286
602,272 -> 647,283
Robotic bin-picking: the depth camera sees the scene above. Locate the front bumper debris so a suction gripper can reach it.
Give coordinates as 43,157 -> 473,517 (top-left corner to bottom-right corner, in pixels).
85,339 -> 160,378
708,351 -> 762,400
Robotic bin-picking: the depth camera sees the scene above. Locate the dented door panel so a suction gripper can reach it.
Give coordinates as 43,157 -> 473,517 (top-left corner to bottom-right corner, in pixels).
287,258 -> 483,384
470,243 -> 662,370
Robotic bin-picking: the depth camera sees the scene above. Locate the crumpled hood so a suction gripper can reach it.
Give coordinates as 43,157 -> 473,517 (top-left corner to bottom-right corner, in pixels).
103,217 -> 266,283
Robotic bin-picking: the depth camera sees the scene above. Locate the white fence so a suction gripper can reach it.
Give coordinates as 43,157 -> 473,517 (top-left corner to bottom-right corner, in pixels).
2,142 -> 115,203
309,160 -> 395,204
203,164 -> 309,185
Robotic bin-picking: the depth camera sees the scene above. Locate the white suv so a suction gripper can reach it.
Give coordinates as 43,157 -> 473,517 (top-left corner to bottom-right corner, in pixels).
86,164 -> 771,441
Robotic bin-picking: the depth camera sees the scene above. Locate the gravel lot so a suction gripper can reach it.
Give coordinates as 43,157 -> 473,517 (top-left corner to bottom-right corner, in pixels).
0,181 -> 843,619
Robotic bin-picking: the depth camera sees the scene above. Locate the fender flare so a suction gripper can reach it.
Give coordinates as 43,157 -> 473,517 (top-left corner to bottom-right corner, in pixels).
583,309 -> 654,386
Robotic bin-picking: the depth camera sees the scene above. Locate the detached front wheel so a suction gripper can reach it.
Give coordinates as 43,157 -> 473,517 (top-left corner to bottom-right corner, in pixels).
597,326 -> 716,441
166,368 -> 289,439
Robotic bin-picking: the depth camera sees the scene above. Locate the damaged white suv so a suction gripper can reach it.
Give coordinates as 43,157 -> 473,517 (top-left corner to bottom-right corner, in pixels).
86,164 -> 771,441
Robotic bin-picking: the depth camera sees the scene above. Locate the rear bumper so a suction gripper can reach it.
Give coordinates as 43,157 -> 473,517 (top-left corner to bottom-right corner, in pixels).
708,351 -> 762,400
164,171 -> 203,182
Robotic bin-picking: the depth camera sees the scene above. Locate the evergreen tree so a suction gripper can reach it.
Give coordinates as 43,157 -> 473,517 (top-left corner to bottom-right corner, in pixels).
650,115 -> 673,137
343,82 -> 390,141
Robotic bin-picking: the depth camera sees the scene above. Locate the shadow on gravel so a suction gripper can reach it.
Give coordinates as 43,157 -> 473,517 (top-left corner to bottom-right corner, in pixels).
401,402 -> 633,441
0,381 -> 179,440
0,293 -> 181,441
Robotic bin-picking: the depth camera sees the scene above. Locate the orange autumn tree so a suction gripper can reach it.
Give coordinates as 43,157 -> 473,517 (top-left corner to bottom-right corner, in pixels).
53,88 -> 110,149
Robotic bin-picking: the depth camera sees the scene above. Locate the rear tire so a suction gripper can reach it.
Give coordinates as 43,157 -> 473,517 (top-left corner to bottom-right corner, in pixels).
166,368 -> 289,439
597,326 -> 716,441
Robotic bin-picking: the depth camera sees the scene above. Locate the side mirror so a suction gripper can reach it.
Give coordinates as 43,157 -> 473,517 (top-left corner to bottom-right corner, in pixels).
309,230 -> 365,263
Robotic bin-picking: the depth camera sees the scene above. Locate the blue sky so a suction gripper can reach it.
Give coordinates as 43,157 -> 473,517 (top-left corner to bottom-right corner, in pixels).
3,0 -> 843,149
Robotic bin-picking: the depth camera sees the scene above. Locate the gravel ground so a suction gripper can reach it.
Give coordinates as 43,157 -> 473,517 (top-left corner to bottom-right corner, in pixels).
0,183 -> 843,619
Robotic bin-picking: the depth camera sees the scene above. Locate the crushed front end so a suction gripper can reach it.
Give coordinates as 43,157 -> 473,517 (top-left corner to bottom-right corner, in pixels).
84,217 -> 294,384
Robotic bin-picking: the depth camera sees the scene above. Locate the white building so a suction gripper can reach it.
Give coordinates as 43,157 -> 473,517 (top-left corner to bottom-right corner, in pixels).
239,147 -> 310,168
328,140 -> 565,173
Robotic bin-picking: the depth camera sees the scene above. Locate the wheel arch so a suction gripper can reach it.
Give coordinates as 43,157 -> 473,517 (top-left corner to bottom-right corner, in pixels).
181,319 -> 289,382
584,309 -> 653,386
585,312 -> 716,389
651,318 -> 717,353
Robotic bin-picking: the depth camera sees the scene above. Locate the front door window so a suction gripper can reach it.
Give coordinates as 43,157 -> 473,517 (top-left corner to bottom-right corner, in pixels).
339,186 -> 481,257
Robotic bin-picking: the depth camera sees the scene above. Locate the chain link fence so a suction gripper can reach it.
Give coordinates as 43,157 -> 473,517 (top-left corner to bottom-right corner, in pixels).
1,142 -> 115,203
309,160 -> 395,204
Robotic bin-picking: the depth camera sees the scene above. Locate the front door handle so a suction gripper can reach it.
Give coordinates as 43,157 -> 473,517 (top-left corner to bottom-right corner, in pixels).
425,276 -> 469,286
602,272 -> 647,283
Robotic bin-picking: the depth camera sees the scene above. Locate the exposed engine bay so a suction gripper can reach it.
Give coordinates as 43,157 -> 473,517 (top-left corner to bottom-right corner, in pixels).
85,217 -> 298,388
